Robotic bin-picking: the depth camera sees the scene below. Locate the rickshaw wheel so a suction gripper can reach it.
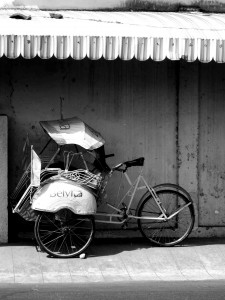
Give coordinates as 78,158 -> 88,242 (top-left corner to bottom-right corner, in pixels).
34,209 -> 95,258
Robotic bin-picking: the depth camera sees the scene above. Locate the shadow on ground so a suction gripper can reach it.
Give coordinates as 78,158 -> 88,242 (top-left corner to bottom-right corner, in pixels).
3,230 -> 225,260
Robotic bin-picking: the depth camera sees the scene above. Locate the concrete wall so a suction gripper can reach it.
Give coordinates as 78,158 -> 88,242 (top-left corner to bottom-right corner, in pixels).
1,57 -> 225,239
0,116 -> 8,243
0,0 -> 225,12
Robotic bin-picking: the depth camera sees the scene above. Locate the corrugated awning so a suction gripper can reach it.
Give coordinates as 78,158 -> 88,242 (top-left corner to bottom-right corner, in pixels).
1,10 -> 225,62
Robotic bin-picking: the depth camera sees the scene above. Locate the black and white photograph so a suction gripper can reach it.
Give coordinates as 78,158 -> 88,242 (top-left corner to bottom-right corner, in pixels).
0,0 -> 225,299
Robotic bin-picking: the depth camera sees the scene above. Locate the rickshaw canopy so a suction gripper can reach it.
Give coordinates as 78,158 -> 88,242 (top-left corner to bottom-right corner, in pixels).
40,117 -> 105,150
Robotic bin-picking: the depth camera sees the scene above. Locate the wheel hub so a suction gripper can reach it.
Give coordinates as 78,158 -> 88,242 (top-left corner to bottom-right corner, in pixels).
62,226 -> 70,234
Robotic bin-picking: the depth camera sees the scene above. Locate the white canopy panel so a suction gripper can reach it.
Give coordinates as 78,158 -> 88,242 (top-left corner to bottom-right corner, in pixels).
40,117 -> 105,150
1,10 -> 225,62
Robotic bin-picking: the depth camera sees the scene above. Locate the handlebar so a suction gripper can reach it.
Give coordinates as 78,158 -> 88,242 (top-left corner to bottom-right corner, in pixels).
112,157 -> 145,172
103,155 -> 145,172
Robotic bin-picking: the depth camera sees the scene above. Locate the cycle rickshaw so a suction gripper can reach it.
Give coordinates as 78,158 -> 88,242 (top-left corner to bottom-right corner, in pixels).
11,116 -> 195,258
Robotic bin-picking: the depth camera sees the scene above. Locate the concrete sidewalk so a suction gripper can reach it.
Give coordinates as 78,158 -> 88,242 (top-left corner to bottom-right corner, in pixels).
1,237 -> 225,284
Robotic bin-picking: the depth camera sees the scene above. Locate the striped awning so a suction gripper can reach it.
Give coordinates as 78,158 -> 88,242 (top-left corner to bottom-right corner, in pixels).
1,10 -> 225,62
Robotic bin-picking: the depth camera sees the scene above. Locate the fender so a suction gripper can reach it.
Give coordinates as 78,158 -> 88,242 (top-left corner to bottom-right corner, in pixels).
135,183 -> 193,216
31,178 -> 97,215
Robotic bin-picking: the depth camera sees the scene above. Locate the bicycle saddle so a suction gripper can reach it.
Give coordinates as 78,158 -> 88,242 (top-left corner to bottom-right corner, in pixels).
124,157 -> 145,168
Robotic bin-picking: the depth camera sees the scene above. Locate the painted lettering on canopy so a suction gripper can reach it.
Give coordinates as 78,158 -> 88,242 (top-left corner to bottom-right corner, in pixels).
50,191 -> 83,198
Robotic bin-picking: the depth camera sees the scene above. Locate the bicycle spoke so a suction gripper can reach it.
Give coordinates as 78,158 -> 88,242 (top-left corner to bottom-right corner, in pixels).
70,229 -> 89,244
58,234 -> 69,253
43,233 -> 65,247
39,228 -> 62,239
43,214 -> 61,230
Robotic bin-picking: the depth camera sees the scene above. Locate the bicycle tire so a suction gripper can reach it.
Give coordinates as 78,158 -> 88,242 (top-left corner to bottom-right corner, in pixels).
35,209 -> 95,258
137,189 -> 194,246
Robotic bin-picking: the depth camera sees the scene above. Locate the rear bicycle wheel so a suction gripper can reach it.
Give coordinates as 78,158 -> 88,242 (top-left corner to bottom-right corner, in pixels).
35,209 -> 95,258
137,190 -> 194,246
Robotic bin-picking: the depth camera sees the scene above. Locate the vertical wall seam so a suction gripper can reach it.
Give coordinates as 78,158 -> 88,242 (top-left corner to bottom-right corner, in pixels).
196,61 -> 201,227
60,96 -> 64,120
175,60 -> 180,186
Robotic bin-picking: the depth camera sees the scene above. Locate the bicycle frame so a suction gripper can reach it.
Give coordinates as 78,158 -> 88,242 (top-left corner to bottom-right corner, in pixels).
95,169 -> 169,225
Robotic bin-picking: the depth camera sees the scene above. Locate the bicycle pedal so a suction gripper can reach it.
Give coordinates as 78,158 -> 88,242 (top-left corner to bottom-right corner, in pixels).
122,223 -> 128,229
